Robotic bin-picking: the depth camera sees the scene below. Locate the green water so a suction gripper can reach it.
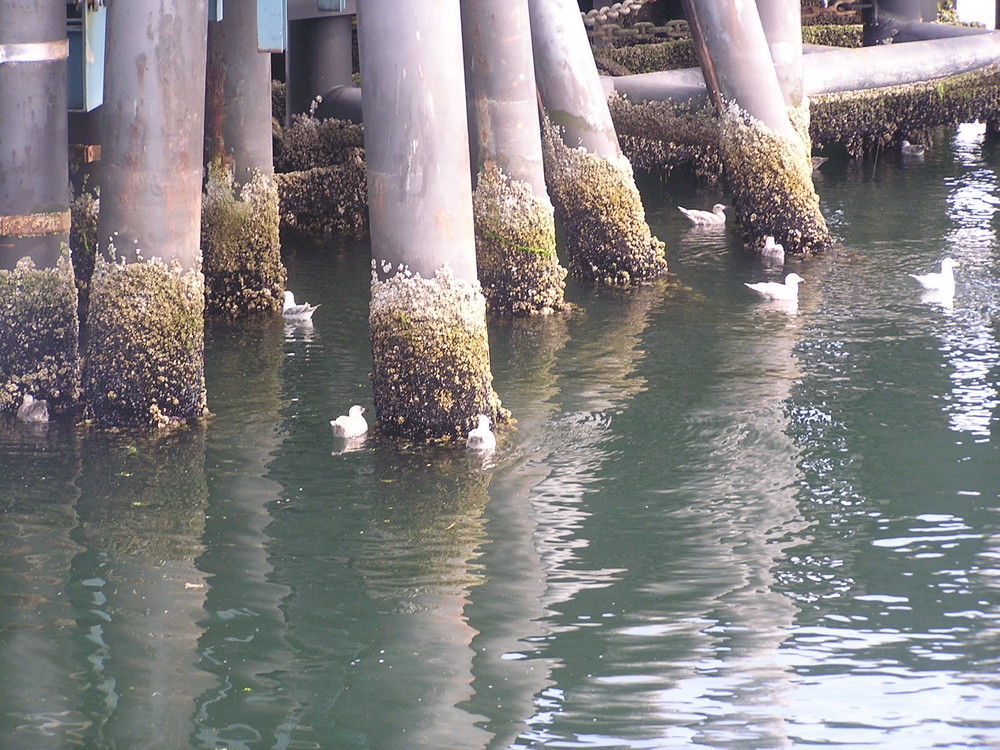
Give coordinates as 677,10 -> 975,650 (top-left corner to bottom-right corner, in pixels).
3,124 -> 1000,749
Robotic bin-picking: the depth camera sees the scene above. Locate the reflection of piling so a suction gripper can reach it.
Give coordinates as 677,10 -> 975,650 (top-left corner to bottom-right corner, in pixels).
203,0 -> 285,317
359,0 -> 505,440
0,2 -> 80,415
528,0 -> 668,286
84,0 -> 209,427
462,0 -> 568,315
684,0 -> 832,255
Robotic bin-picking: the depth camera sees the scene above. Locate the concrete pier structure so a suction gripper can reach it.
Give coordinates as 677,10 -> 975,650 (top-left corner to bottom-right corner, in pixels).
0,0 -> 79,415
529,0 -> 668,286
203,0 -> 285,317
462,0 -> 568,315
359,0 -> 506,440
84,0 -> 210,427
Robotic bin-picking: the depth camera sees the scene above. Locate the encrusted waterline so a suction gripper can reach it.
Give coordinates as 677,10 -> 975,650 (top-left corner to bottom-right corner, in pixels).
83,251 -> 207,427
472,164 -> 568,315
0,252 -> 81,415
719,102 -> 832,255
201,164 -> 286,316
369,263 -> 508,441
541,117 -> 668,286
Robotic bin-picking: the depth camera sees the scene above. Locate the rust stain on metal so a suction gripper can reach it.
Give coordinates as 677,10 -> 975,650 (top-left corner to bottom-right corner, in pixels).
0,210 -> 72,237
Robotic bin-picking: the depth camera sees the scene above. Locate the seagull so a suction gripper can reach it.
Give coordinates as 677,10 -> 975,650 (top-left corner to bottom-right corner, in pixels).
745,273 -> 804,301
330,405 -> 368,438
678,203 -> 726,226
16,394 -> 49,423
466,414 -> 496,452
900,140 -> 926,157
909,257 -> 956,292
283,290 -> 319,320
761,235 -> 785,263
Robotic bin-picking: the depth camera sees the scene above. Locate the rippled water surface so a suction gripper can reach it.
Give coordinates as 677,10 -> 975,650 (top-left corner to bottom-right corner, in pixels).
3,124 -> 1000,749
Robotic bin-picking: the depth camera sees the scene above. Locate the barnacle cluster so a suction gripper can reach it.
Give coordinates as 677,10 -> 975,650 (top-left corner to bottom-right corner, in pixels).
69,191 -> 99,321
472,165 -> 568,316
273,112 -> 368,235
201,163 -> 286,317
84,252 -> 207,428
811,65 -> 1000,157
369,263 -> 507,441
541,117 -> 668,286
0,252 -> 80,414
719,102 -> 832,255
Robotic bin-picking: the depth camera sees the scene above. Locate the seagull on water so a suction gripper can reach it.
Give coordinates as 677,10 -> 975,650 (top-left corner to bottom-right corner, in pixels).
17,394 -> 49,423
466,414 -> 496,452
761,235 -> 785,263
678,203 -> 726,226
330,405 -> 368,439
745,273 -> 804,301
909,257 -> 955,293
283,290 -> 319,320
900,140 -> 926,157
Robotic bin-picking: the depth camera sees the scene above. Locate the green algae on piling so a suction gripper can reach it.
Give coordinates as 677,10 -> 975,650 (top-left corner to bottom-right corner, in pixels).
0,252 -> 81,415
201,164 -> 286,317
84,252 -> 207,428
541,117 -> 668,286
472,165 -> 568,316
369,264 -> 507,441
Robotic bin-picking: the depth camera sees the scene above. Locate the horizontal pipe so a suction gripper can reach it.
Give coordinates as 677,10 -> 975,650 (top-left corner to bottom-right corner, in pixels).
606,30 -> 1000,103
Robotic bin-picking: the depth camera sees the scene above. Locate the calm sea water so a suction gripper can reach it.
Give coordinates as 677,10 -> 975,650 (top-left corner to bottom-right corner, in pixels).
3,124 -> 1000,749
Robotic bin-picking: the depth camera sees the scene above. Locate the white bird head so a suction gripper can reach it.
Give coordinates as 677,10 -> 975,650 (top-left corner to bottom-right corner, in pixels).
349,405 -> 366,417
283,290 -> 296,306
476,414 -> 492,429
22,394 -> 33,405
712,204 -> 726,214
940,257 -> 957,271
785,273 -> 804,286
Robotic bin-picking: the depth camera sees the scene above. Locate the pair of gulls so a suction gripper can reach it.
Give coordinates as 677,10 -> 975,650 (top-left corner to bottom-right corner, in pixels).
330,405 -> 496,452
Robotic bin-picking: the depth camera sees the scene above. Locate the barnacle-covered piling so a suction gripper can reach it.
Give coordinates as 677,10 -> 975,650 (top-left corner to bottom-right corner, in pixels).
0,253 -> 80,415
201,165 -> 286,316
369,265 -> 507,441
472,166 -> 567,315
84,253 -> 206,428
719,103 -> 832,255
541,119 -> 668,285
273,114 -> 368,235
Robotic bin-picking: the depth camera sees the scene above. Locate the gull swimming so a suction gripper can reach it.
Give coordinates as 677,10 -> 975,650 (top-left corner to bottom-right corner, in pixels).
910,257 -> 956,292
900,140 -> 926,157
283,290 -> 319,320
17,394 -> 49,423
745,272 -> 804,301
466,414 -> 496,452
761,235 -> 785,263
330,405 -> 368,438
678,203 -> 726,226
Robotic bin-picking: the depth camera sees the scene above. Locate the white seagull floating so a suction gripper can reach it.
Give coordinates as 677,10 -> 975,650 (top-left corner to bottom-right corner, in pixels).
745,272 -> 804,301
761,235 -> 785,263
17,394 -> 49,423
900,140 -> 926,157
678,203 -> 726,226
330,405 -> 368,439
466,414 -> 496,452
282,290 -> 319,320
909,257 -> 956,292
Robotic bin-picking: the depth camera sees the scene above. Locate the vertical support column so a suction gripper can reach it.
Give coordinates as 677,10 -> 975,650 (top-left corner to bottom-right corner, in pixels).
285,15 -> 353,122
527,0 -> 667,286
683,0 -> 831,255
462,0 -> 567,315
203,0 -> 286,316
0,0 -> 79,415
359,0 -> 506,440
85,0 -> 210,427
